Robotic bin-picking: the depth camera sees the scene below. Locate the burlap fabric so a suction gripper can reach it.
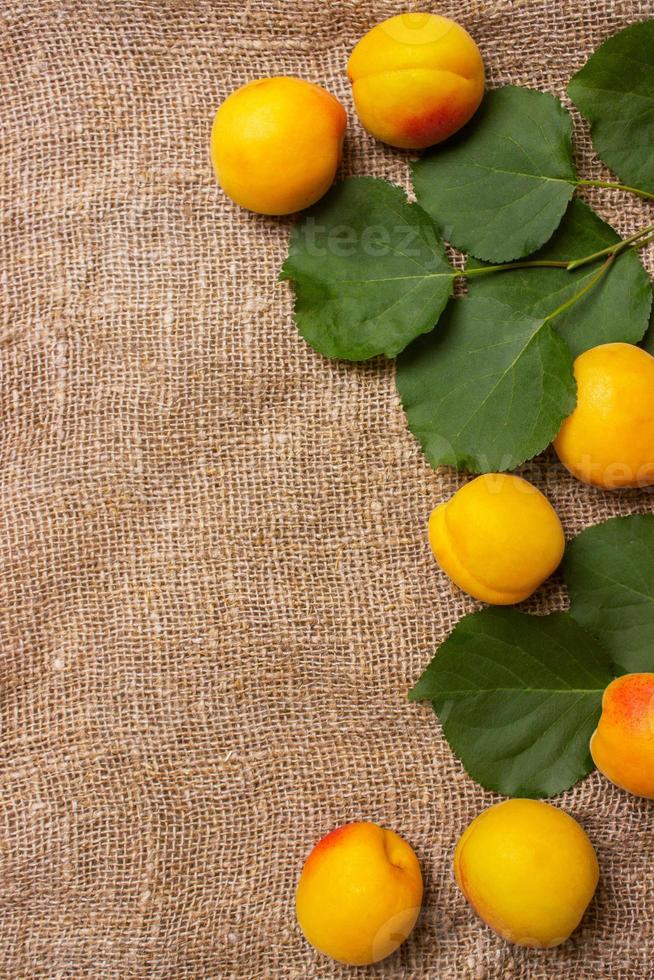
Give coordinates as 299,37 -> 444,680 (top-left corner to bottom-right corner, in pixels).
2,0 -> 654,976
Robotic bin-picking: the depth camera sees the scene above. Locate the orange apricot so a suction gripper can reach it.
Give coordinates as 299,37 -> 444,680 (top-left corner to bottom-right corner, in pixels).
347,13 -> 484,149
591,673 -> 654,799
554,343 -> 654,489
211,77 -> 346,215
296,822 -> 423,965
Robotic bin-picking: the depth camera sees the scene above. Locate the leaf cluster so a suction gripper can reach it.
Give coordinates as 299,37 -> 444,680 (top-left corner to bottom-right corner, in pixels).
409,515 -> 654,799
280,21 -> 654,801
281,21 -> 654,474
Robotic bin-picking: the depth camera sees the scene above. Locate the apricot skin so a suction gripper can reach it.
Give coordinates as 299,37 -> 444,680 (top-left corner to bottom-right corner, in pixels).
591,673 -> 654,799
455,800 -> 599,948
347,13 -> 484,149
554,343 -> 654,489
211,77 -> 346,215
295,822 -> 423,965
428,474 -> 565,605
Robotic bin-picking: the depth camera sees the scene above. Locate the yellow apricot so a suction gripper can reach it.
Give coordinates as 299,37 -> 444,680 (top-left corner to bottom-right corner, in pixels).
296,822 -> 423,965
554,342 -> 654,488
211,77 -> 346,215
347,13 -> 484,149
591,673 -> 654,799
455,800 -> 599,948
428,474 -> 565,605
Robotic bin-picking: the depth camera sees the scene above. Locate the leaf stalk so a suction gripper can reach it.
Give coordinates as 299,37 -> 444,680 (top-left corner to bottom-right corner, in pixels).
544,254 -> 615,323
463,259 -> 569,278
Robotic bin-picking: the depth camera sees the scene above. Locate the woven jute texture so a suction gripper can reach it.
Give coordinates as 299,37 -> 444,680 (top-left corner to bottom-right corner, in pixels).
2,0 -> 654,976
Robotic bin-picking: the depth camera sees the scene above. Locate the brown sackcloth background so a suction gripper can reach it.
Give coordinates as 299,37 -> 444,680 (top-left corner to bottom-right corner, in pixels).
2,0 -> 654,976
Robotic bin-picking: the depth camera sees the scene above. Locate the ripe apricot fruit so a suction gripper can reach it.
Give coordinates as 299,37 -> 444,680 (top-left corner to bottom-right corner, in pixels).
211,76 -> 346,214
296,822 -> 423,965
347,12 -> 484,149
591,673 -> 654,799
455,800 -> 599,948
428,474 -> 565,605
554,342 -> 654,488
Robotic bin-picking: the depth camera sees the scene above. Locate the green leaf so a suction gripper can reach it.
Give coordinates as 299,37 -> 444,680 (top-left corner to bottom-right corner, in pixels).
468,199 -> 652,358
568,20 -> 654,194
411,86 -> 576,263
409,609 -> 614,798
640,288 -> 654,354
279,177 -> 453,361
395,293 -> 576,473
565,515 -> 654,675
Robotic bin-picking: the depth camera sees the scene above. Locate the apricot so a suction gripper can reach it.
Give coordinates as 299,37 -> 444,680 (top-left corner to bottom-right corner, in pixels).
211,77 -> 346,215
428,474 -> 565,605
347,13 -> 484,149
296,821 -> 423,965
455,800 -> 599,948
554,342 -> 654,488
591,673 -> 654,798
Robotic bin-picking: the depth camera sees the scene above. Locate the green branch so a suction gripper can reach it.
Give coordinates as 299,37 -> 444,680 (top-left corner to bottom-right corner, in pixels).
576,178 -> 654,205
461,219 -> 653,280
566,222 -> 654,270
545,254 -> 615,323
463,259 -> 569,277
